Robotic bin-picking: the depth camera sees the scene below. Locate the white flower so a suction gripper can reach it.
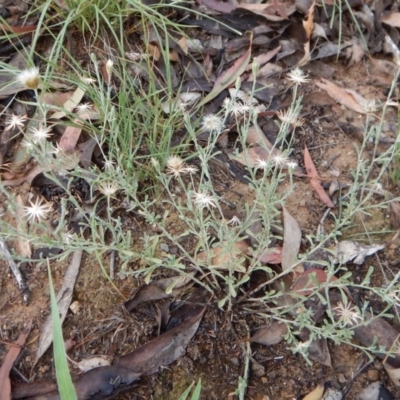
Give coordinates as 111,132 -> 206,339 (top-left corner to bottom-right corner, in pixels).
227,216 -> 241,226
286,68 -> 309,85
24,197 -> 52,222
272,154 -> 289,167
254,158 -> 269,170
277,109 -> 304,127
98,181 -> 119,197
106,59 -> 114,74
333,301 -> 362,326
75,103 -> 93,114
192,190 -> 217,209
17,67 -> 40,89
230,102 -> 251,117
5,114 -> 27,131
81,76 -> 96,85
183,165 -> 198,175
363,99 -> 377,113
166,155 -> 186,177
286,161 -> 298,170
31,126 -> 51,142
150,158 -> 160,169
201,114 -> 224,133
103,159 -> 115,170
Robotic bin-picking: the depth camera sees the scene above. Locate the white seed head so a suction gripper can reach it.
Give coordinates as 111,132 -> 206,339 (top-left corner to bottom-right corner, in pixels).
5,114 -> 27,131
103,159 -> 115,170
166,155 -> 186,177
333,301 -> 362,326
230,102 -> 251,117
277,109 -> 304,126
98,181 -> 119,197
183,165 -> 198,175
272,154 -> 289,167
30,126 -> 52,142
81,76 -> 96,85
286,67 -> 310,85
75,103 -> 93,114
254,158 -> 269,170
286,161 -> 298,170
24,197 -> 52,222
227,215 -> 241,226
201,114 -> 225,134
192,190 -> 217,209
17,67 -> 40,89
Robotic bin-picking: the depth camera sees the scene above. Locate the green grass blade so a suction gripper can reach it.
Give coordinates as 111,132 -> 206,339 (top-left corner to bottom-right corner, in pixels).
191,378 -> 202,400
47,262 -> 77,400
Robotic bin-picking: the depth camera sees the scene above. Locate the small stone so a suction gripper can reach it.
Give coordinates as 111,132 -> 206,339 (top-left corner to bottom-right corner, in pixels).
251,361 -> 265,377
229,357 -> 240,366
367,369 -> 379,381
337,373 -> 346,383
160,243 -> 169,252
70,301 -> 81,314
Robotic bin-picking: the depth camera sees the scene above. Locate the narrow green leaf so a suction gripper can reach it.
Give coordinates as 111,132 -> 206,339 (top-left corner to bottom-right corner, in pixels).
191,379 -> 202,400
178,382 -> 194,400
197,31 -> 253,108
48,262 -> 77,400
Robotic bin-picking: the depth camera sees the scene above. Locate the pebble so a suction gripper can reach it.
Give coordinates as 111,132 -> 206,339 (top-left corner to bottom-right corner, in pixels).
367,369 -> 379,381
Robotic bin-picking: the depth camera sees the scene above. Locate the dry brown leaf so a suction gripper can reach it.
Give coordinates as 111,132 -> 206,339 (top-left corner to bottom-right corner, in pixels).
389,201 -> 400,230
34,251 -> 83,366
304,145 -> 335,208
315,78 -> 368,114
148,43 -> 161,61
178,36 -> 188,54
303,0 -> 315,40
302,384 -> 325,400
196,240 -> 249,271
282,207 -> 302,271
382,12 -> 400,28
238,3 -> 296,21
346,42 -> 365,66
0,319 -> 33,400
384,363 -> 400,387
58,121 -> 83,153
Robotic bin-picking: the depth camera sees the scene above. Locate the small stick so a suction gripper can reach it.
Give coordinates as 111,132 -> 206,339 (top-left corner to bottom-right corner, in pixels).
0,235 -> 30,303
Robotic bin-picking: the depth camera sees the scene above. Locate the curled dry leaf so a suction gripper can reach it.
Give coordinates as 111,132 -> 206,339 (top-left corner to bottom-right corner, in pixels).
334,241 -> 385,265
72,355 -> 113,373
304,145 -> 335,208
196,240 -> 249,271
124,274 -> 195,312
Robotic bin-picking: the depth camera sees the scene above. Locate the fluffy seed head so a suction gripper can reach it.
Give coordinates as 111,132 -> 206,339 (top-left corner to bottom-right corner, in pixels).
333,301 -> 362,326
286,68 -> 310,85
31,126 -> 52,142
201,114 -> 224,133
75,103 -> 93,114
272,154 -> 289,167
166,155 -> 186,177
5,114 -> 27,131
17,67 -> 40,89
192,190 -> 217,209
98,181 -> 119,197
24,197 -> 52,222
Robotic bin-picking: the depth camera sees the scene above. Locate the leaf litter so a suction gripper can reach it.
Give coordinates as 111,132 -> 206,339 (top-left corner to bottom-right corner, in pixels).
0,0 -> 400,398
